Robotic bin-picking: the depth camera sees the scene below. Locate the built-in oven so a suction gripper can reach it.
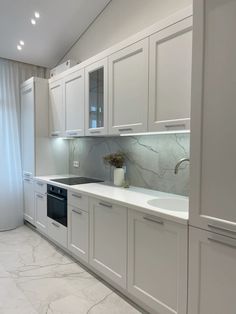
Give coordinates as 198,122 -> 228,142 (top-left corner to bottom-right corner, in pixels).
47,184 -> 67,227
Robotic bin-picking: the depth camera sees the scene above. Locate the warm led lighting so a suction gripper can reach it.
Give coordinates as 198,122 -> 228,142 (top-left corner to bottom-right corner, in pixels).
19,40 -> 24,46
34,11 -> 40,18
17,45 -> 22,51
120,130 -> 191,136
31,18 -> 36,25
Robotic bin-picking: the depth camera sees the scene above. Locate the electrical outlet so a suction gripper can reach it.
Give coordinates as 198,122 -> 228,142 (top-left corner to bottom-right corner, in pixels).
73,161 -> 79,168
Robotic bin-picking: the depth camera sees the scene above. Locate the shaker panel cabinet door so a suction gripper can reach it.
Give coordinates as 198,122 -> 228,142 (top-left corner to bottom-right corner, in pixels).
23,178 -> 35,225
149,17 -> 192,132
68,205 -> 89,262
65,69 -> 85,136
188,226 -> 236,314
128,210 -> 188,314
85,59 -> 108,136
49,79 -> 65,137
190,0 -> 236,234
89,198 -> 127,288
35,192 -> 47,234
108,39 -> 149,135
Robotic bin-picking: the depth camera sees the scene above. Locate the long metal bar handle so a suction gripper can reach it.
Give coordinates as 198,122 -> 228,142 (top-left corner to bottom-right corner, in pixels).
47,193 -> 65,202
72,209 -> 82,215
72,194 -> 82,199
99,202 -> 112,208
118,128 -> 133,132
143,215 -> 164,225
208,224 -> 236,235
52,222 -> 60,228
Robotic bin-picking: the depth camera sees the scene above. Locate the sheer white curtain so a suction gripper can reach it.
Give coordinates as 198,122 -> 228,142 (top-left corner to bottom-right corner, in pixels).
0,58 -> 45,231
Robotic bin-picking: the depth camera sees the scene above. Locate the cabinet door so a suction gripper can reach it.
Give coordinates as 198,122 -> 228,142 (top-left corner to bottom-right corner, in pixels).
23,178 -> 35,225
149,17 -> 192,132
49,79 -> 65,136
188,226 -> 236,314
68,205 -> 88,262
65,69 -> 85,136
128,210 -> 187,314
85,59 -> 108,136
108,39 -> 148,135
35,193 -> 47,234
190,0 -> 236,235
21,83 -> 35,177
89,198 -> 127,288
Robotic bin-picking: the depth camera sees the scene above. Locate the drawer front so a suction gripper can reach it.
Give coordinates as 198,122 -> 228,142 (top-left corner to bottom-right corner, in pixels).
68,191 -> 88,212
47,217 -> 67,248
34,180 -> 47,194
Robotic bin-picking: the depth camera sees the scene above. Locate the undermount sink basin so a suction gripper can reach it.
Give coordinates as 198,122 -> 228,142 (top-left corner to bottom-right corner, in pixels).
147,198 -> 188,212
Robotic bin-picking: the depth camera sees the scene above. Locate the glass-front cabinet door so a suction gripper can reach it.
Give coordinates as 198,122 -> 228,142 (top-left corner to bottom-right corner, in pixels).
85,58 -> 108,135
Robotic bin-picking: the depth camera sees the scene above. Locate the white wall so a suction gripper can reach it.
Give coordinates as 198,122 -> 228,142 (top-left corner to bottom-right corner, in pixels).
61,0 -> 192,64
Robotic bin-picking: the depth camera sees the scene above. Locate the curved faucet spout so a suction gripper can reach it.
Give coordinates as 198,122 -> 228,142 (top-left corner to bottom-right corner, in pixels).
174,158 -> 190,174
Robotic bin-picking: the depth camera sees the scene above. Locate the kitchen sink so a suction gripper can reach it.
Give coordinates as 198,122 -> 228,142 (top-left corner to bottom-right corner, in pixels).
147,198 -> 188,212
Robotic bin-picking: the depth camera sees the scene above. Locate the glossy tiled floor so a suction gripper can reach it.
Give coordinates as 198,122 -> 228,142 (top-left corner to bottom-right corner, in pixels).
0,226 -> 141,314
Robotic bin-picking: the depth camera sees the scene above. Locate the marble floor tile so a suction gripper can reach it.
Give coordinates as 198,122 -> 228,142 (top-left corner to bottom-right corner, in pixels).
0,226 -> 142,314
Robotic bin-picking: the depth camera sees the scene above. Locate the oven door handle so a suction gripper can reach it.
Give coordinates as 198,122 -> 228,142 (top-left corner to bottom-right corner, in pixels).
47,193 -> 66,202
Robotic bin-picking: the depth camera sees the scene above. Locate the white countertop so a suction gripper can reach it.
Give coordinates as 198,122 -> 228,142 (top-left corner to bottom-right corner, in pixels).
35,175 -> 189,225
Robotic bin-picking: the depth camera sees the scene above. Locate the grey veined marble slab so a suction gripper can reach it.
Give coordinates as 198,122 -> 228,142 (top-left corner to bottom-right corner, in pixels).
0,226 -> 141,314
69,134 -> 190,196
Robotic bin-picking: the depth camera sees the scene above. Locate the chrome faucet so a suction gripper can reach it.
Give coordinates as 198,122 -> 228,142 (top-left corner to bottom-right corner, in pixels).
174,158 -> 190,174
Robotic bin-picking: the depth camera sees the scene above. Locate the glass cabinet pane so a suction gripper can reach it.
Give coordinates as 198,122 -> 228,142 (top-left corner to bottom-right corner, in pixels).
89,67 -> 104,129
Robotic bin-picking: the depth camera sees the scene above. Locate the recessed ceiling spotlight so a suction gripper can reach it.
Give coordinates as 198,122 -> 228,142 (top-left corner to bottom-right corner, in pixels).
31,18 -> 36,25
17,45 -> 22,51
19,40 -> 24,46
34,11 -> 40,19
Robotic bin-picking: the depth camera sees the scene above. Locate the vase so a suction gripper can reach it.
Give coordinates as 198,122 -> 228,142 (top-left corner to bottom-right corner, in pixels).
114,168 -> 125,186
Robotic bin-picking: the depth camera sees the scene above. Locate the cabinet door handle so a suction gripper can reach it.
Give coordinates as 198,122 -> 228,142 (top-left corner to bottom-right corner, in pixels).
52,222 -> 60,228
72,209 -> 82,215
36,194 -> 43,199
118,128 -> 133,132
72,193 -> 82,199
90,130 -> 101,134
67,131 -> 78,136
37,182 -> 44,186
143,215 -> 164,225
208,237 -> 236,249
51,132 -> 59,137
208,224 -> 236,235
165,123 -> 186,129
99,202 -> 112,208
23,178 -> 30,182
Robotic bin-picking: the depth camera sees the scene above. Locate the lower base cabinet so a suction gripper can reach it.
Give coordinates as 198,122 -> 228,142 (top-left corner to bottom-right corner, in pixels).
89,198 -> 127,289
35,192 -> 47,234
47,217 -> 67,248
128,210 -> 188,314
68,205 -> 89,262
188,226 -> 236,314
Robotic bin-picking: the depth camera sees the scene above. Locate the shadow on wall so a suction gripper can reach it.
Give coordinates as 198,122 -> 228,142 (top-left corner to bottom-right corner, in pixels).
69,134 -> 190,196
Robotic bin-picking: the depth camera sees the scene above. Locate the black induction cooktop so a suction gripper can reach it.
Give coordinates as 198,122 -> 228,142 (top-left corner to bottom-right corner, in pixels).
50,177 -> 103,185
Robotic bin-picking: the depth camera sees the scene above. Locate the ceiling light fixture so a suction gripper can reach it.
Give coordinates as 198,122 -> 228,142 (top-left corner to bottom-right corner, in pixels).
19,40 -> 24,46
34,11 -> 40,18
31,18 -> 36,25
17,45 -> 22,51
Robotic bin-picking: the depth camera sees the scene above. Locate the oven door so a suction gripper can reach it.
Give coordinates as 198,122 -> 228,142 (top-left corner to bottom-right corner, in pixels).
47,193 -> 67,227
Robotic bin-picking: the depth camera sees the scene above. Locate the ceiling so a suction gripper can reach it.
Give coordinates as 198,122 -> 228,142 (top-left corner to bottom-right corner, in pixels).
0,0 -> 111,68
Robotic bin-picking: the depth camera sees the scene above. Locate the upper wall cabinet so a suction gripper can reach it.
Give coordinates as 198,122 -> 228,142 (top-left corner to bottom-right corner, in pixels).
85,58 -> 108,136
108,39 -> 149,135
65,69 -> 85,136
49,79 -> 65,137
149,17 -> 192,132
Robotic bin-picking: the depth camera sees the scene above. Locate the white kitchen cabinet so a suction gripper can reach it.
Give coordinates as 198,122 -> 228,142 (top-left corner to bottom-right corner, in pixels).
85,58 -> 108,136
47,217 -> 67,248
23,178 -> 35,225
89,198 -> 127,288
149,17 -> 192,132
35,192 -> 47,234
188,226 -> 236,314
108,39 -> 148,135
189,0 -> 236,235
128,210 -> 187,314
65,69 -> 85,136
68,205 -> 89,262
49,79 -> 65,136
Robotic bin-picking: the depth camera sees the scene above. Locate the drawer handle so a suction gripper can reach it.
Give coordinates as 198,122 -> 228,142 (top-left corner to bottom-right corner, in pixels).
52,222 -> 60,228
37,182 -> 44,186
90,130 -> 101,134
118,128 -> 133,132
208,237 -> 236,249
24,172 -> 32,177
51,132 -> 59,137
72,193 -> 82,199
165,124 -> 186,129
67,132 -> 78,136
72,209 -> 82,215
143,215 -> 164,225
99,202 -> 112,208
36,194 -> 43,199
208,224 -> 236,235
24,178 -> 30,182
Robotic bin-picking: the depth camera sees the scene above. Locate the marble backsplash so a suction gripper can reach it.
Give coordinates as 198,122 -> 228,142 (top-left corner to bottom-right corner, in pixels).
69,134 -> 190,196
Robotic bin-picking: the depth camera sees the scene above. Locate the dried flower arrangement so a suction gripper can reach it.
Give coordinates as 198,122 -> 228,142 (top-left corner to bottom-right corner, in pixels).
103,152 -> 125,168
